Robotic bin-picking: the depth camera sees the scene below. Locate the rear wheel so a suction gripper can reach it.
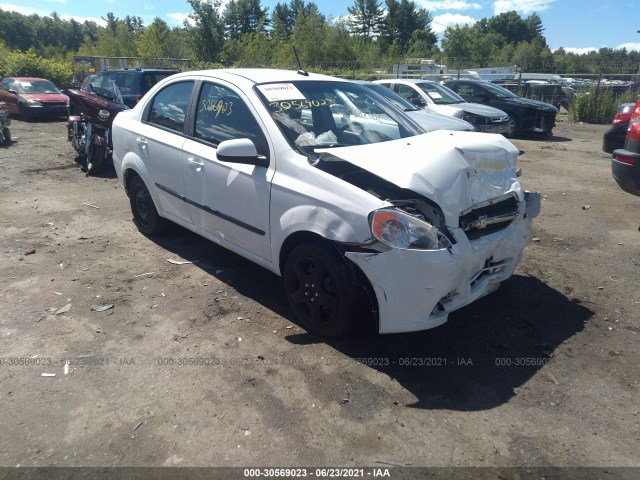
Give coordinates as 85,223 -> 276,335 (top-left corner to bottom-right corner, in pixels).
505,114 -> 520,138
129,175 -> 164,235
283,242 -> 361,337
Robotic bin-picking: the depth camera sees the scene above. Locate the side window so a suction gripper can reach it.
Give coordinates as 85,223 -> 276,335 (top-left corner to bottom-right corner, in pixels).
194,83 -> 265,152
148,81 -> 194,133
114,72 -> 134,94
396,84 -> 419,102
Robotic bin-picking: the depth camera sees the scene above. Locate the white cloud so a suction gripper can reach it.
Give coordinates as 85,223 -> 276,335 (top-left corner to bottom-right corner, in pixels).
616,42 -> 640,52
167,12 -> 194,26
493,0 -> 555,15
0,3 -> 105,24
418,0 -> 481,10
556,47 -> 597,55
432,13 -> 477,34
554,43 -> 640,54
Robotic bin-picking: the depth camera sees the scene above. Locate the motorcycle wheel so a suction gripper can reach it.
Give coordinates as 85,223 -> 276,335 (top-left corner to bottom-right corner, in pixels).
85,139 -> 106,175
4,127 -> 11,144
70,123 -> 86,154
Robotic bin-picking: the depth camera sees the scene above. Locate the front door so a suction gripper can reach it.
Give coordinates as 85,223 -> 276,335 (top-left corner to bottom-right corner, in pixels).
182,81 -> 274,263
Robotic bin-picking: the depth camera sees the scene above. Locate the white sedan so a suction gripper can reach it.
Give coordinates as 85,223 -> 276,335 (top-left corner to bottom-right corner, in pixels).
112,68 -> 540,337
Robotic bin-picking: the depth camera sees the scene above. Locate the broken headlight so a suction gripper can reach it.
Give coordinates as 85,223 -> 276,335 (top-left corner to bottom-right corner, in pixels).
370,208 -> 451,250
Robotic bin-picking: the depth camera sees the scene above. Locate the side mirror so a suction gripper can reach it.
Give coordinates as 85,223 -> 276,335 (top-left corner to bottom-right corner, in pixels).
217,138 -> 269,168
410,97 -> 425,107
8,89 -> 18,95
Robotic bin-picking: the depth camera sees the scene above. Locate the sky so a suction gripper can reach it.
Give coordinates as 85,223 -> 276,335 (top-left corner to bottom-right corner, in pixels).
1,0 -> 640,54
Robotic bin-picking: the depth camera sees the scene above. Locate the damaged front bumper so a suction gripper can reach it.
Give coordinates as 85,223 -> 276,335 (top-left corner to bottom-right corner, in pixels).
346,192 -> 541,334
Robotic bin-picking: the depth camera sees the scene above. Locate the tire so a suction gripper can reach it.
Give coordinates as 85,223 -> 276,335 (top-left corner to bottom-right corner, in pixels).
19,104 -> 32,122
283,242 -> 361,337
129,175 -> 164,235
3,127 -> 11,144
505,114 -> 519,138
85,139 -> 106,175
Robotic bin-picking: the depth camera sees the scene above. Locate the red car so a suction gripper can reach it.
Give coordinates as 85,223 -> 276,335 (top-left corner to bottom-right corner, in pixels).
0,77 -> 69,120
612,100 -> 640,196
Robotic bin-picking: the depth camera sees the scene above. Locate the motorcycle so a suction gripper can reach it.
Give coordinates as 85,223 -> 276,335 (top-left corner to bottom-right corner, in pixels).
0,101 -> 11,147
66,81 -> 129,175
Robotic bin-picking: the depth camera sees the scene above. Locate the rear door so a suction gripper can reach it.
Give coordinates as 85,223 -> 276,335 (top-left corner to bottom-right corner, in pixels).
134,80 -> 195,222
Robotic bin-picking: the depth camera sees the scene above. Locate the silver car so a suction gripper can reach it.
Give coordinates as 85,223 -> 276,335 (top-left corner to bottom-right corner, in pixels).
374,78 -> 510,134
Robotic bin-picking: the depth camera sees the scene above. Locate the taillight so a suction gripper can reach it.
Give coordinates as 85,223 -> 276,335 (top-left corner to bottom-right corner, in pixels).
626,102 -> 640,142
613,112 -> 631,125
615,155 -> 637,166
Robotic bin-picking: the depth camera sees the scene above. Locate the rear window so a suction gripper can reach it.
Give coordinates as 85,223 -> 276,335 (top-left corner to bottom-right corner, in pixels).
141,72 -> 178,94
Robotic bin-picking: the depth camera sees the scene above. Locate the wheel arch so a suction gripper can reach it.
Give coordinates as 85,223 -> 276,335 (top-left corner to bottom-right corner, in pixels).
278,230 -> 379,327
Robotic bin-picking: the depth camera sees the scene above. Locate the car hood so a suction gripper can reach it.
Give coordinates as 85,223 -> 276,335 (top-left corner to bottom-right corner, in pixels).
317,131 -> 521,226
425,104 -> 465,118
505,97 -> 557,112
20,92 -> 68,103
451,102 -> 509,119
406,110 -> 474,132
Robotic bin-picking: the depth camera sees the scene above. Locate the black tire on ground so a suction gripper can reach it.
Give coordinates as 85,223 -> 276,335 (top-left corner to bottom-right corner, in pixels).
85,139 -> 106,175
129,175 -> 165,236
18,104 -> 31,122
283,242 -> 362,337
505,114 -> 520,138
3,127 -> 11,144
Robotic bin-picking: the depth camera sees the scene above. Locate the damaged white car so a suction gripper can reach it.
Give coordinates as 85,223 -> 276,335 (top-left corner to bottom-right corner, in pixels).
112,69 -> 541,337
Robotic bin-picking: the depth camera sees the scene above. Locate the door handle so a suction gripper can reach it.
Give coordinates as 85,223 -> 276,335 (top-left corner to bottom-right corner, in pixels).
136,137 -> 147,149
188,157 -> 204,167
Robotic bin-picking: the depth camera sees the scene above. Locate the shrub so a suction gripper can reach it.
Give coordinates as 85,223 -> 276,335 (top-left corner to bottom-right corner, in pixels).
1,49 -> 73,88
569,87 -> 638,124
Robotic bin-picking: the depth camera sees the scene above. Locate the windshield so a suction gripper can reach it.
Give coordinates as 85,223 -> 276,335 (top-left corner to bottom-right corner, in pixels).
480,82 -> 518,98
362,83 -> 418,111
15,80 -> 60,94
256,80 -> 423,149
416,82 -> 465,105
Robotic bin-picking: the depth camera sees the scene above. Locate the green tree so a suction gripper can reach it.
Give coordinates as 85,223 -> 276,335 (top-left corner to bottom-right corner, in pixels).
186,0 -> 226,63
137,18 -> 172,59
223,0 -> 269,40
347,0 -> 385,42
383,0 -> 433,54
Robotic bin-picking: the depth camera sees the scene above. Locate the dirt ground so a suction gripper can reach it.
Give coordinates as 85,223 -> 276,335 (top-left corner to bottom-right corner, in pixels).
0,114 -> 639,472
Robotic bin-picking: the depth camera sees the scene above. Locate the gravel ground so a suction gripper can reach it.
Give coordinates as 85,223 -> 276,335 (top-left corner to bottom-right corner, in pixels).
0,116 -> 639,473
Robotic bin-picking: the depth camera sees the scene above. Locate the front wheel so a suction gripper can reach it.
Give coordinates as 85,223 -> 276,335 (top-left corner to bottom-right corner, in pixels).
283,243 -> 361,337
18,104 -> 32,122
85,139 -> 106,175
129,176 -> 164,235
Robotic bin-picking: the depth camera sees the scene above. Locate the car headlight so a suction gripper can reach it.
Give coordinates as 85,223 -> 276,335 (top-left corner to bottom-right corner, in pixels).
26,98 -> 42,106
98,109 -> 111,120
369,208 -> 451,250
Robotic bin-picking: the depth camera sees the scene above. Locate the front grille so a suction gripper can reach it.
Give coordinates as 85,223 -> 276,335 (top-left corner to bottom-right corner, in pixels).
43,102 -> 67,107
459,193 -> 520,239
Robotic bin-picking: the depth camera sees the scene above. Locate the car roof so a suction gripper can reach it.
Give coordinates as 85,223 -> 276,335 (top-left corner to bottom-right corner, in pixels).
7,77 -> 50,82
377,78 -> 438,85
173,68 -> 347,85
98,68 -> 180,73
